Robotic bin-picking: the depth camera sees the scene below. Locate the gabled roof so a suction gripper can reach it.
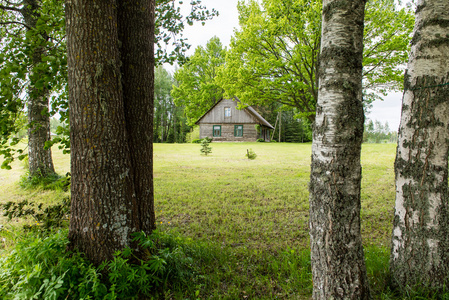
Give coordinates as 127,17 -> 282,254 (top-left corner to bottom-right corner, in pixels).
195,97 -> 274,129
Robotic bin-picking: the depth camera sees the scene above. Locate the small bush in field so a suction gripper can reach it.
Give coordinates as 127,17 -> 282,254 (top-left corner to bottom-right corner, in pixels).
200,137 -> 212,156
246,149 -> 257,160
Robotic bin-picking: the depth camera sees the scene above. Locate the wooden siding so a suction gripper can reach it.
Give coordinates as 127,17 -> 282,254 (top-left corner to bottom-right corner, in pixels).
199,99 -> 257,124
199,124 -> 259,141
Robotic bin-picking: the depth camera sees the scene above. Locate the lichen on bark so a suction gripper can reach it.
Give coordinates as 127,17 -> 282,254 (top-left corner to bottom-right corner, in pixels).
390,0 -> 449,292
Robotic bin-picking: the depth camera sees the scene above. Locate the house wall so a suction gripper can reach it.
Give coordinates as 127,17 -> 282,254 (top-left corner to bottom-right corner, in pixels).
200,99 -> 257,124
199,123 -> 259,141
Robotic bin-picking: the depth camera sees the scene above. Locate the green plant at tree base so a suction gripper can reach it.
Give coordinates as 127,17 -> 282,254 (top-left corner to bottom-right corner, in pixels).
0,230 -> 210,300
19,171 -> 70,191
200,137 -> 212,156
246,149 -> 257,160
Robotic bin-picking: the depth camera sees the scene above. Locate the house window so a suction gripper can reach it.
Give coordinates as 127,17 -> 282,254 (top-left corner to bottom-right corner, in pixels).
213,125 -> 221,137
224,107 -> 231,117
234,125 -> 243,137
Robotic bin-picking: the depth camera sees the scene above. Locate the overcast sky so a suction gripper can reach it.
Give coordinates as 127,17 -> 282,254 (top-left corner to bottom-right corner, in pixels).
167,0 -> 403,131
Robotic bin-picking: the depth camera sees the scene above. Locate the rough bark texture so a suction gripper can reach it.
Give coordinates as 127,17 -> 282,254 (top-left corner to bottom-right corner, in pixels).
66,0 -> 155,265
22,0 -> 55,177
390,0 -> 449,290
308,0 -> 370,299
118,1 -> 156,235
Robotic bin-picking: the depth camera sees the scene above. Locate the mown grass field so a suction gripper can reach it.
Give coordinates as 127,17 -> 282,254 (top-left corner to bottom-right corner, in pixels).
0,142 -> 398,299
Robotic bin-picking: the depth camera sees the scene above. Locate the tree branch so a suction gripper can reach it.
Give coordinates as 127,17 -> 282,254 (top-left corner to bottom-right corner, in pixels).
0,20 -> 30,29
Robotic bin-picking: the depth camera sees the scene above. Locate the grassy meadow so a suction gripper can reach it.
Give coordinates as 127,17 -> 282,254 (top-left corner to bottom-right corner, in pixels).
0,142 -> 400,299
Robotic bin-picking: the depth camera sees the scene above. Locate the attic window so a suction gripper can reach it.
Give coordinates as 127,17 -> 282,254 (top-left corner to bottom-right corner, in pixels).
224,107 -> 231,117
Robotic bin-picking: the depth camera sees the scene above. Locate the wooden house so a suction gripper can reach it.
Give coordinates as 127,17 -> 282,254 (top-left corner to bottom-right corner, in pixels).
195,98 -> 274,142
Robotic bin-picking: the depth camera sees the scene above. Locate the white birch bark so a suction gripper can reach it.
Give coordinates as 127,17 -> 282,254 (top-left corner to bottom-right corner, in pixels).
308,0 -> 370,299
390,0 -> 449,290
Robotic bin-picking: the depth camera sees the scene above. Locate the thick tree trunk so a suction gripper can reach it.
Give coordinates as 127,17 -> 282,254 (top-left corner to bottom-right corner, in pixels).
118,0 -> 156,235
22,0 -> 55,178
308,0 -> 370,299
390,0 -> 449,290
66,0 -> 155,265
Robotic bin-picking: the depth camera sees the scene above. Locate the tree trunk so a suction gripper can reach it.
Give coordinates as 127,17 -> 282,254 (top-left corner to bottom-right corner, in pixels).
308,0 -> 370,299
66,0 -> 155,265
22,0 -> 55,178
118,0 -> 156,236
390,0 -> 449,290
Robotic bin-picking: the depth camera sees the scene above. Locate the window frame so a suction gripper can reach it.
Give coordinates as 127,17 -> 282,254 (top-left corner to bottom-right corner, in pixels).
213,125 -> 221,137
224,107 -> 231,117
234,125 -> 243,137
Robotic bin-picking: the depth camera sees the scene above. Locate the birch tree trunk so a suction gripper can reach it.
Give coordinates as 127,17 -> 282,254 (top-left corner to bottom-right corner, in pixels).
308,0 -> 370,298
66,0 -> 156,265
390,0 -> 449,290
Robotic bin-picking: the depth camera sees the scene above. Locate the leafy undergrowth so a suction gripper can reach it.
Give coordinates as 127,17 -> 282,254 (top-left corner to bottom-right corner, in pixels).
0,229 -> 215,300
2,227 -> 446,299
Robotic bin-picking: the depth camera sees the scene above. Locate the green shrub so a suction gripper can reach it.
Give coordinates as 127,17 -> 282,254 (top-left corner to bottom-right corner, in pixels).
200,137 -> 212,156
256,138 -> 265,142
192,139 -> 201,144
246,149 -> 257,160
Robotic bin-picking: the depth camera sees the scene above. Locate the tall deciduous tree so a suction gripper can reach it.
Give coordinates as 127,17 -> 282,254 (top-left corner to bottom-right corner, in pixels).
218,0 -> 413,121
0,0 -> 217,171
0,0 -> 66,176
66,0 -> 155,264
172,36 -> 226,125
390,0 -> 449,291
308,0 -> 370,298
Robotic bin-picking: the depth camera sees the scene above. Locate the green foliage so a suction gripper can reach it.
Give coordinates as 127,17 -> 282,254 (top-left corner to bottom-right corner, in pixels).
218,0 -> 413,120
218,0 -> 321,122
0,0 -> 218,166
154,66 -> 190,143
186,126 -> 200,143
364,119 -> 396,143
246,148 -> 257,160
200,137 -> 212,155
256,138 -> 265,142
0,0 -> 68,169
192,139 -> 201,144
363,0 -> 415,104
155,0 -> 218,65
172,37 -> 226,125
0,230 -> 210,299
1,197 -> 70,233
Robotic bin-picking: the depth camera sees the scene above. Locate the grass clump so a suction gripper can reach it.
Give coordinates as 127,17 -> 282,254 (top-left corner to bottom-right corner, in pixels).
20,171 -> 70,192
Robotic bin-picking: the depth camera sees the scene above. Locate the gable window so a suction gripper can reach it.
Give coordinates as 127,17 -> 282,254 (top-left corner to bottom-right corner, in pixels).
224,107 -> 231,117
213,125 -> 221,137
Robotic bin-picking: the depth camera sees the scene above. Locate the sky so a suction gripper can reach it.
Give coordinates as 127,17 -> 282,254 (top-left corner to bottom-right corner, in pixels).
167,0 -> 403,131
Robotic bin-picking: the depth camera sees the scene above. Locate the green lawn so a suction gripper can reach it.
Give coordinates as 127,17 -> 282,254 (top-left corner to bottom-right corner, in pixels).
0,142 -> 398,298
154,142 -> 395,249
